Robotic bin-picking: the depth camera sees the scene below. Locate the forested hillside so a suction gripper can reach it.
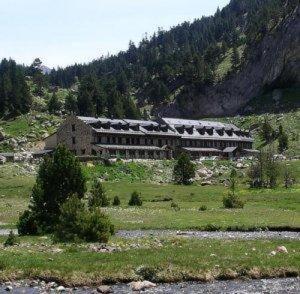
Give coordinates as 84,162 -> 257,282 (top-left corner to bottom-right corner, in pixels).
48,0 -> 299,118
0,0 -> 299,120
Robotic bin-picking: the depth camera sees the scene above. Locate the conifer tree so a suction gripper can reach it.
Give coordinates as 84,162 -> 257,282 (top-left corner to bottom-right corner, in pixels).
18,145 -> 87,233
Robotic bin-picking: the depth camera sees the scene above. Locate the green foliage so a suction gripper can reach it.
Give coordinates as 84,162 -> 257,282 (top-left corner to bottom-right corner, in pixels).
17,210 -> 38,236
0,59 -> 31,118
112,196 -> 121,206
259,117 -> 275,144
278,124 -> 289,153
247,148 -> 281,189
171,201 -> 180,211
3,230 -> 18,247
128,191 -> 143,206
48,92 -> 62,114
223,194 -> 244,209
88,179 -> 110,208
173,153 -> 195,185
199,205 -> 207,211
54,195 -> 114,243
229,168 -> 237,196
19,145 -> 86,234
65,92 -> 78,114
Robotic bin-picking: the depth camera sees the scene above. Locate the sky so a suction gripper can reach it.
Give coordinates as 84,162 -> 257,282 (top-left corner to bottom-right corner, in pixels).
0,0 -> 229,68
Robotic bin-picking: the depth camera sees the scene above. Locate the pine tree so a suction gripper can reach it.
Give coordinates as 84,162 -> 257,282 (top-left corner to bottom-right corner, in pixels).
18,145 -> 87,233
173,153 -> 195,185
65,92 -> 78,114
123,96 -> 141,119
48,92 -> 61,114
278,125 -> 288,153
0,58 -> 31,118
88,179 -> 110,208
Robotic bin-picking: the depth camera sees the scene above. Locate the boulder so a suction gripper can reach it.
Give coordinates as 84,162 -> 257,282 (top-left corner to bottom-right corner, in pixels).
5,286 -> 13,292
129,281 -> 156,291
97,285 -> 112,293
0,155 -> 6,164
276,246 -> 288,253
201,181 -> 212,186
56,285 -> 66,292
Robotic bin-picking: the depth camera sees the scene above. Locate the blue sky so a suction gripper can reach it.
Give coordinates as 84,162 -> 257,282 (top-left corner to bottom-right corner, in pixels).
1,0 -> 229,68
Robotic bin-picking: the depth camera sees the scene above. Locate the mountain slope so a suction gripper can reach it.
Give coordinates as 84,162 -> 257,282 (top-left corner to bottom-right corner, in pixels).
160,3 -> 299,118
47,0 -> 299,119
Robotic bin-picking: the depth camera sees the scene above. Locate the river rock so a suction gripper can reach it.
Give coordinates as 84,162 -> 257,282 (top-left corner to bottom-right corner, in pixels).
97,285 -> 112,293
56,285 -> 66,292
276,246 -> 288,253
129,281 -> 156,291
5,286 -> 13,291
0,155 -> 6,164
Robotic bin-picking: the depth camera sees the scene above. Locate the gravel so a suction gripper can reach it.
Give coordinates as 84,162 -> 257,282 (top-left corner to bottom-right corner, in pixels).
0,278 -> 299,293
1,229 -> 299,240
116,229 -> 300,240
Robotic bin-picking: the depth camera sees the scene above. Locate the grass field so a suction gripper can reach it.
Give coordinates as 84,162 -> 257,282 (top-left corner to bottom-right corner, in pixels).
1,161 -> 299,231
0,235 -> 299,285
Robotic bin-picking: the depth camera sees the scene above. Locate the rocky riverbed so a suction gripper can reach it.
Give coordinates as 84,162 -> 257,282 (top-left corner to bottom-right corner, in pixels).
0,278 -> 299,293
115,230 -> 300,240
1,229 -> 300,240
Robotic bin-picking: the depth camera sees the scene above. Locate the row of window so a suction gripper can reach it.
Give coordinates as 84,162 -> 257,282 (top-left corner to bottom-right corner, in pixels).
181,140 -> 252,149
97,136 -> 176,147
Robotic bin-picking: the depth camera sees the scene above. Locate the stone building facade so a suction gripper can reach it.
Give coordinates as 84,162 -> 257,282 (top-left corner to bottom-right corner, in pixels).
45,115 -> 256,159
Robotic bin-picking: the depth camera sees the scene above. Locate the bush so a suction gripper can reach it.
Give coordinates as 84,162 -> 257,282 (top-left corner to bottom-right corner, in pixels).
199,205 -> 207,211
128,191 -> 142,206
223,194 -> 244,209
173,153 -> 195,185
112,196 -> 121,206
17,210 -> 38,235
4,230 -> 18,247
171,202 -> 180,211
80,209 -> 115,243
89,179 -> 110,208
54,195 -> 114,243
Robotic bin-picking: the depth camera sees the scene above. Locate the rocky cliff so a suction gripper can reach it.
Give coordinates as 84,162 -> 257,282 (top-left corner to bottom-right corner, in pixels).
159,5 -> 300,118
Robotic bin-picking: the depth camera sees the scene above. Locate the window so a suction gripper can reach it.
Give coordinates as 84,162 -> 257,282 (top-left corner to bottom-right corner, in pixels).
72,124 -> 76,132
72,137 -> 76,144
81,149 -> 86,155
118,137 -> 122,144
126,138 -> 130,144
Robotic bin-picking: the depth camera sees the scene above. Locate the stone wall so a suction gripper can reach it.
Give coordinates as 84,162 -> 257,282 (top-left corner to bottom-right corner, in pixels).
57,116 -> 93,155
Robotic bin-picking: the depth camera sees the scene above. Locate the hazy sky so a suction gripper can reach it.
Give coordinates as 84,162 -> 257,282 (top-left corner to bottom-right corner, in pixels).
1,0 -> 229,68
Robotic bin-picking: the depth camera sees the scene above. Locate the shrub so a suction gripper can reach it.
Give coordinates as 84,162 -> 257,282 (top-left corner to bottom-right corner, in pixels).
89,179 -> 110,208
128,191 -> 142,206
17,210 -> 38,235
173,153 -> 195,185
4,230 -> 18,247
54,195 -> 85,242
80,209 -> 115,243
199,205 -> 207,211
112,196 -> 121,206
171,202 -> 180,211
54,195 -> 114,243
223,194 -> 244,209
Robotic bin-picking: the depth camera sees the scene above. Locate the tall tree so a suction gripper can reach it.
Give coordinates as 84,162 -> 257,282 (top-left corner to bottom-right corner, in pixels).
0,58 -> 31,117
18,145 -> 87,233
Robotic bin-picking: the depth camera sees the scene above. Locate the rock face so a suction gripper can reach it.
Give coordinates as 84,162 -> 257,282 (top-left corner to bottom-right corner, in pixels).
158,5 -> 300,118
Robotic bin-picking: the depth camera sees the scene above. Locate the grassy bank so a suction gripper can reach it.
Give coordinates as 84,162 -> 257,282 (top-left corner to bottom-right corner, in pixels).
0,236 -> 299,286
